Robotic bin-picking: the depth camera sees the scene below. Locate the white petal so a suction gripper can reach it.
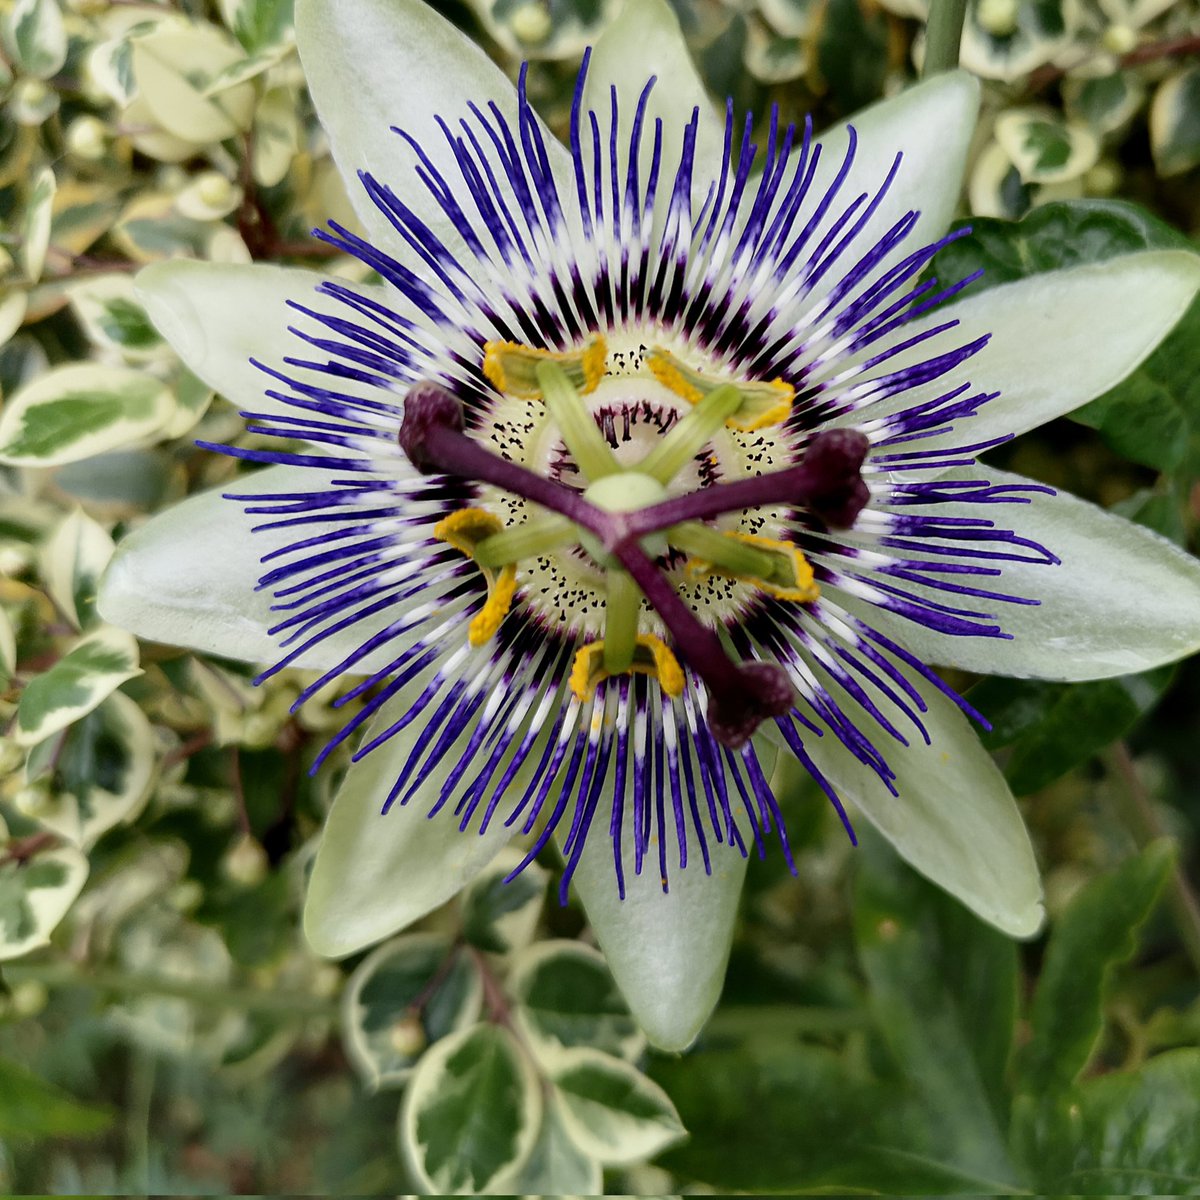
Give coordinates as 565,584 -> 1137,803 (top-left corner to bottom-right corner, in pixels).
97,465 -> 426,672
804,71 -> 980,305
797,667 -> 1043,937
295,0 -> 574,262
566,822 -> 747,1053
856,250 -> 1200,447
583,0 -> 724,211
304,698 -> 516,958
137,259 -> 384,420
859,468 -> 1200,679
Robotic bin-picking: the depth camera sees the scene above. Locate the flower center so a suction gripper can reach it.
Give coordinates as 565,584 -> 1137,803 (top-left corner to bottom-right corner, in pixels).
397,336 -> 872,747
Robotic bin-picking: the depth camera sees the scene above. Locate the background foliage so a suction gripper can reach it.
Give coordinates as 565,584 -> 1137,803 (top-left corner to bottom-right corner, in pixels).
1,0 -> 1199,1192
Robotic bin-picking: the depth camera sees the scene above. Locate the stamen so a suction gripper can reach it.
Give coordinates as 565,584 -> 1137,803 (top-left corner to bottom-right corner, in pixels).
637,383 -> 742,484
536,360 -> 621,481
647,347 -> 794,431
677,526 -> 819,602
483,333 -> 608,398
474,515 -> 575,568
433,508 -> 519,646
570,634 -> 684,701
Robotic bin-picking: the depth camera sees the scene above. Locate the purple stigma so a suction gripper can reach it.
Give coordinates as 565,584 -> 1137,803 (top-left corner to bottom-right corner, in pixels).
802,428 -> 871,528
398,382 -> 466,473
394,383 -> 880,747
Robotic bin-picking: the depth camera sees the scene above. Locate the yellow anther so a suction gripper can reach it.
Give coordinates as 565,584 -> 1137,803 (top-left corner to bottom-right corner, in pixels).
688,532 -> 819,603
434,508 -> 520,646
483,333 -> 608,399
434,507 -> 504,555
647,348 -> 794,431
570,634 -> 685,701
469,563 -> 517,646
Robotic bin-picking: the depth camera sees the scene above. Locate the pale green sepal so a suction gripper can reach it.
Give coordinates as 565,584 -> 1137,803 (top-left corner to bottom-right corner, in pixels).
859,468 -> 1200,680
136,260 -> 352,420
565,823 -> 748,1052
295,0 -> 574,263
583,0 -> 725,214
794,667 -> 1044,938
97,465 -> 426,672
863,250 -> 1200,450
304,698 -> 516,959
804,71 -> 980,306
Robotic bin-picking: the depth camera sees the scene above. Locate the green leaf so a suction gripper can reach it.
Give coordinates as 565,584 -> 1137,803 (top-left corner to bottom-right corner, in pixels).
854,834 -> 1020,1186
68,275 -> 166,363
932,199 -> 1193,302
218,0 -> 295,52
0,364 -> 174,467
1074,293 -> 1200,474
1150,65 -> 1200,178
1017,840 -> 1175,1097
816,0 -> 887,113
0,1058 -> 113,1136
341,933 -> 483,1091
460,847 -> 547,955
23,691 -> 156,849
20,166 -> 55,283
972,670 -> 1173,795
0,845 -> 89,961
0,607 -> 15,688
400,1023 -> 541,1193
15,626 -> 140,747
505,1094 -> 602,1193
550,1047 -> 685,1166
1020,1049 -> 1200,1193
39,508 -> 115,631
2,0 -> 67,79
510,940 -> 644,1065
651,1041 -> 1024,1192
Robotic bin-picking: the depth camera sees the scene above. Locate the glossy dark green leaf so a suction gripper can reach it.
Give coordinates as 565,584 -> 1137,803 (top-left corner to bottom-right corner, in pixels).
931,200 -> 1192,299
1017,1049 -> 1200,1193
1017,840 -> 1174,1097
972,669 -> 1173,795
1074,294 -> 1200,474
652,1040 -> 1019,1193
854,835 -> 1020,1186
0,1057 -> 113,1137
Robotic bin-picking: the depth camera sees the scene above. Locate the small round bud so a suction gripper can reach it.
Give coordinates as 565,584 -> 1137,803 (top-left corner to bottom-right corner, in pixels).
66,115 -> 108,161
1102,22 -> 1137,54
197,170 -> 236,210
10,980 -> 48,1018
976,0 -> 1020,37
510,2 -> 552,45
389,1014 -> 428,1058
221,834 -> 269,887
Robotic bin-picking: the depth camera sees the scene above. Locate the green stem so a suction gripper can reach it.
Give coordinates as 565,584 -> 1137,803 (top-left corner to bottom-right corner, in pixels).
923,0 -> 968,75
1106,742 -> 1200,977
2,961 -> 341,1017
